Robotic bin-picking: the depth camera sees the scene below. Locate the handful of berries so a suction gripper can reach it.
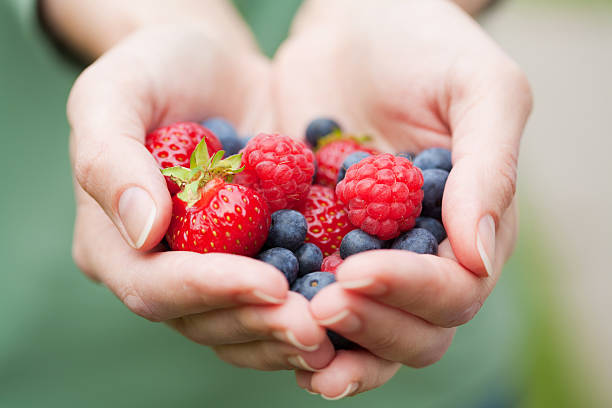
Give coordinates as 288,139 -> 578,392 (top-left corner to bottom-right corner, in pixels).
146,117 -> 452,349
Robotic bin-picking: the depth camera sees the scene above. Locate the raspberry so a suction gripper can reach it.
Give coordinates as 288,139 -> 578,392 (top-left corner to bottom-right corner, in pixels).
237,133 -> 315,212
335,153 -> 424,240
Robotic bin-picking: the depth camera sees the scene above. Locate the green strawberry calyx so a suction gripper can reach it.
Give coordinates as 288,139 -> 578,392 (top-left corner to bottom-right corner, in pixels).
315,129 -> 372,151
161,138 -> 243,205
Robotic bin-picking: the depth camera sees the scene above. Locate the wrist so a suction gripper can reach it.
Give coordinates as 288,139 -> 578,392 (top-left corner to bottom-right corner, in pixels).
40,0 -> 257,61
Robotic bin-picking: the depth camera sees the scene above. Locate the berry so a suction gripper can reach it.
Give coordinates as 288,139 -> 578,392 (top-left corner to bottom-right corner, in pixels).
300,185 -> 356,257
163,138 -> 269,256
265,210 -> 308,251
421,169 -> 449,220
146,122 -> 222,194
321,252 -> 343,273
258,247 -> 299,285
291,272 -> 354,349
391,228 -> 438,255
337,151 -> 372,184
201,117 -> 244,156
295,243 -> 324,277
415,217 -> 447,243
339,229 -> 385,259
291,271 -> 335,301
305,117 -> 341,148
315,136 -> 378,187
397,151 -> 415,161
336,153 -> 424,240
413,148 -> 452,172
237,133 -> 315,212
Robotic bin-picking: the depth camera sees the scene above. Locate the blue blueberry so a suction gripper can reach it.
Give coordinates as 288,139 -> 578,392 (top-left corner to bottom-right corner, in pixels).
421,169 -> 449,220
391,228 -> 438,255
291,271 -> 336,300
305,118 -> 341,147
265,210 -> 307,251
396,151 -> 415,161
337,151 -> 371,184
413,148 -> 452,172
295,243 -> 323,277
291,272 -> 355,350
258,248 -> 299,284
201,117 -> 244,156
415,217 -> 447,243
339,229 -> 384,259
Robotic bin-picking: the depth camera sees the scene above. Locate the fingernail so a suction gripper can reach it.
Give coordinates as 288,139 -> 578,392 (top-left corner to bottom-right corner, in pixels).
340,278 -> 387,295
321,382 -> 359,400
272,330 -> 319,352
306,389 -> 319,395
288,355 -> 319,372
237,289 -> 285,305
118,187 -> 156,249
317,310 -> 361,333
476,215 -> 495,277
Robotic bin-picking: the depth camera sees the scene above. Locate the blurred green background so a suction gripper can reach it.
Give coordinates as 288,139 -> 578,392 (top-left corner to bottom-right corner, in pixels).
1,0 -> 610,407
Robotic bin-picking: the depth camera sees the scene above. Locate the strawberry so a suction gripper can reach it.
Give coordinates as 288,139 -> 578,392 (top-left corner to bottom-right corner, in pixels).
314,132 -> 379,188
146,122 -> 223,194
300,185 -> 356,257
162,139 -> 270,256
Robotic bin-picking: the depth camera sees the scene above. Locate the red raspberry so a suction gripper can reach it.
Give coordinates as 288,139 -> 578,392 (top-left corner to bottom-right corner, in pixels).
321,251 -> 343,273
300,185 -> 356,257
315,139 -> 378,187
237,133 -> 315,212
336,153 -> 424,240
146,122 -> 222,194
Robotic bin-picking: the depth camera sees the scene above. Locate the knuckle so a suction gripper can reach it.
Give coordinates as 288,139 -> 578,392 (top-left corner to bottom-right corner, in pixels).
73,140 -> 108,196
494,151 -> 518,208
501,61 -> 534,113
408,329 -> 454,369
442,300 -> 483,328
118,283 -> 161,322
369,329 -> 402,354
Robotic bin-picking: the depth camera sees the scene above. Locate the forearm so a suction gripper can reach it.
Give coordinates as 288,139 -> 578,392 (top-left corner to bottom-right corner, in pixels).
40,0 -> 257,60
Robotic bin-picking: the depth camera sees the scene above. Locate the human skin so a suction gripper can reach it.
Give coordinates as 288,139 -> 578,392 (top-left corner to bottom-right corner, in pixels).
47,0 -> 531,400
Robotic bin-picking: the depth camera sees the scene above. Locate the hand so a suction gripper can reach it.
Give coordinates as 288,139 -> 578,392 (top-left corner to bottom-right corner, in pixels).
274,0 -> 532,398
69,26 -> 335,372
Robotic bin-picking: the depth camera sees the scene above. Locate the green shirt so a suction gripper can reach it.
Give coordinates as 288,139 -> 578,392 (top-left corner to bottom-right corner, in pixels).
0,1 -> 524,407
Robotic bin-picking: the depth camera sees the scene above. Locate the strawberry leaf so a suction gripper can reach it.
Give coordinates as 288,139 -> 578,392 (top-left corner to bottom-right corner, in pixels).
177,179 -> 202,205
220,153 -> 243,171
161,166 -> 192,187
209,150 -> 225,169
191,138 -> 210,169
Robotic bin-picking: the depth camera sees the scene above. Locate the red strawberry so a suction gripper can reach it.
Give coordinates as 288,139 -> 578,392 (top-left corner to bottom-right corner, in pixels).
163,139 -> 270,256
336,153 -> 423,240
146,122 -> 222,194
236,133 -> 315,212
315,133 -> 378,188
300,185 -> 356,257
321,251 -> 343,273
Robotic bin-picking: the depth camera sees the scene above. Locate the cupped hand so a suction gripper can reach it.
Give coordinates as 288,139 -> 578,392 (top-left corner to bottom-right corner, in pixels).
274,0 -> 532,398
69,26 -> 334,372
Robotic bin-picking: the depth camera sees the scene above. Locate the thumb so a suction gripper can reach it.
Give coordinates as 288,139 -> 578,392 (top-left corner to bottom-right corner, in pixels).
443,65 -> 532,277
68,65 -> 172,251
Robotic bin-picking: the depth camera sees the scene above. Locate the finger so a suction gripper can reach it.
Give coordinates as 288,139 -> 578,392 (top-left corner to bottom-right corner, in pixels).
72,198 -> 289,321
444,60 -> 532,277
296,350 -> 401,400
334,250 -> 494,327
68,27 -> 269,251
213,340 -> 335,372
310,284 -> 455,366
168,292 -> 328,352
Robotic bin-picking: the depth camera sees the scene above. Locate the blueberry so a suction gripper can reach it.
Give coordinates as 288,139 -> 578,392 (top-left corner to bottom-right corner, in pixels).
391,228 -> 438,255
265,210 -> 307,251
305,118 -> 341,147
413,148 -> 452,171
291,272 -> 355,350
337,151 -> 371,184
421,169 -> 449,220
258,248 -> 299,284
415,217 -> 447,243
201,117 -> 244,156
295,243 -> 323,277
339,229 -> 384,259
291,271 -> 336,300
396,151 -> 415,161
